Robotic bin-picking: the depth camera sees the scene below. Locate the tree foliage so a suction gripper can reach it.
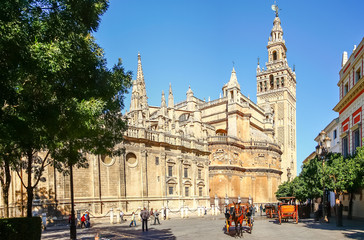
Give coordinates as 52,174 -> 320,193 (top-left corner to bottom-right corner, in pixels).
0,0 -> 132,217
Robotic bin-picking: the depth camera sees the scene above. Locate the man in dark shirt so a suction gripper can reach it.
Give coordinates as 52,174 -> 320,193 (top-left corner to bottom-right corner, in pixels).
140,207 -> 150,232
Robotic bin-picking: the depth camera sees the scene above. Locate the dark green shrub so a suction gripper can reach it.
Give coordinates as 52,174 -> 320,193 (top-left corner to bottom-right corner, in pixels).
0,217 -> 42,240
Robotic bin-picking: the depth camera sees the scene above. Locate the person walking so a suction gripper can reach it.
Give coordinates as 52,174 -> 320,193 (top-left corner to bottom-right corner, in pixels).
129,212 -> 136,227
140,207 -> 150,232
260,204 -> 263,216
80,214 -> 86,228
154,209 -> 160,225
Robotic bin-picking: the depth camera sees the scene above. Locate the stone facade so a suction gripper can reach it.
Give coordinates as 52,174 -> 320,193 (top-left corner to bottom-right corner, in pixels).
0,13 -> 297,216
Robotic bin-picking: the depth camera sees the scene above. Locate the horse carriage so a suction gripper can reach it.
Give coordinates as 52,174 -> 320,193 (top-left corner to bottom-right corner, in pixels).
265,203 -> 278,218
224,202 -> 253,237
277,197 -> 298,224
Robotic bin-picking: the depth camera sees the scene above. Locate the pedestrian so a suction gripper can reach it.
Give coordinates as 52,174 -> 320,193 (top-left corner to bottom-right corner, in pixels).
154,209 -> 160,225
204,206 -> 207,215
129,212 -> 136,227
120,210 -> 124,222
150,208 -> 154,222
260,204 -> 263,216
80,214 -> 86,228
85,211 -> 91,228
140,207 -> 150,232
164,208 -> 167,220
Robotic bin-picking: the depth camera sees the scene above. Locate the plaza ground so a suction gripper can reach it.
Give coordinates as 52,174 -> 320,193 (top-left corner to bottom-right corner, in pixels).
42,214 -> 364,240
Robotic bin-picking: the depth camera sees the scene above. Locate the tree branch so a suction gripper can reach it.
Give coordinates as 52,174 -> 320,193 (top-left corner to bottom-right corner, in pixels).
32,150 -> 50,188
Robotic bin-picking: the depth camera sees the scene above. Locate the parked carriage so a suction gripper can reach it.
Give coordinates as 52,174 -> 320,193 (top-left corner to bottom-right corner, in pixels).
265,203 -> 278,218
224,202 -> 253,237
277,197 -> 298,224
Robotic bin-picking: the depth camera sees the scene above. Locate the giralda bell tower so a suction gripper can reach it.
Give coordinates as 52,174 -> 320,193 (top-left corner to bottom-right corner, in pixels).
256,4 -> 297,182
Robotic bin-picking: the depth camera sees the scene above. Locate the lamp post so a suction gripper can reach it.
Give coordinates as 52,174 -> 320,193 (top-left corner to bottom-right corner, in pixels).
315,130 -> 331,223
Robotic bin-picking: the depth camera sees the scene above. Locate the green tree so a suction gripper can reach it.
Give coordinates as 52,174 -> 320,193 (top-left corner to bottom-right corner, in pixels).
0,0 -> 131,219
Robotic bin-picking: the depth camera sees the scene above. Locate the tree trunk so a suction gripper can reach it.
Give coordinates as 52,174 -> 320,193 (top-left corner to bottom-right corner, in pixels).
1,161 -> 11,218
26,151 -> 33,218
348,192 -> 354,220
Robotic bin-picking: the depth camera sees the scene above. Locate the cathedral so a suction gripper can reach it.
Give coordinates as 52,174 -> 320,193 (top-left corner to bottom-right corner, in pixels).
0,11 -> 296,216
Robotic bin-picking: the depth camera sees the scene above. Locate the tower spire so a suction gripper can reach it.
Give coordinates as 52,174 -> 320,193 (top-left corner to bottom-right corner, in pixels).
168,83 -> 174,108
136,53 -> 148,109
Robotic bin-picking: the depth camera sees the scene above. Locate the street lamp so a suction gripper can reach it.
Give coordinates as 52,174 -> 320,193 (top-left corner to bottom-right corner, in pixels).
315,130 -> 331,223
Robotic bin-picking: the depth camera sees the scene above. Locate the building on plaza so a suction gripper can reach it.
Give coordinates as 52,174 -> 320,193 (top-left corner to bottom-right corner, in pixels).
333,37 -> 364,218
0,11 -> 297,216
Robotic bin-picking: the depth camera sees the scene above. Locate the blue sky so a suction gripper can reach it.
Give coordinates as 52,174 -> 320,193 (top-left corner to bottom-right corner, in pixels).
94,0 -> 364,175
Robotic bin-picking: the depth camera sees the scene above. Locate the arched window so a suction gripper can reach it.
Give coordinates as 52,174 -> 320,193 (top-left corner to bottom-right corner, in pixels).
270,75 -> 274,89
273,51 -> 277,61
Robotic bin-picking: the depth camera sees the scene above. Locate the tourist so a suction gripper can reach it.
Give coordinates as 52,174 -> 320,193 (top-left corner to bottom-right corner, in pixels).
260,204 -> 263,216
164,208 -> 167,220
85,211 -> 91,228
150,208 -> 154,222
154,209 -> 160,225
129,212 -> 136,227
80,214 -> 86,228
140,207 -> 150,232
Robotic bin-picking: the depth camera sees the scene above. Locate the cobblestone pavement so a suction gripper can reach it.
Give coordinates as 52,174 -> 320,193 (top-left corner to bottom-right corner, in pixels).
42,215 -> 364,240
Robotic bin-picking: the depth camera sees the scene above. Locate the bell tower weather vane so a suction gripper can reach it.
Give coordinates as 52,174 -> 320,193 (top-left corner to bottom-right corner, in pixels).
271,1 -> 279,17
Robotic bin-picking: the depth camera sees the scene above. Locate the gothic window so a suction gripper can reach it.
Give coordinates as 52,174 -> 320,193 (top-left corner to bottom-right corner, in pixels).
179,113 -> 189,122
199,187 -> 203,197
259,82 -> 263,92
273,51 -> 277,61
198,169 -> 202,179
276,79 -> 280,88
270,75 -> 274,90
184,167 -> 188,178
264,81 -> 267,91
281,77 -> 284,87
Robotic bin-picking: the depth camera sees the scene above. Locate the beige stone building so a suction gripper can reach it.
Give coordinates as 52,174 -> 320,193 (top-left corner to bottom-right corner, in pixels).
0,12 -> 297,217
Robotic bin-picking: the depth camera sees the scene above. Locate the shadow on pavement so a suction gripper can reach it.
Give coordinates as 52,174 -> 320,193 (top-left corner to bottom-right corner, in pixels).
299,218 -> 364,240
42,224 -> 176,240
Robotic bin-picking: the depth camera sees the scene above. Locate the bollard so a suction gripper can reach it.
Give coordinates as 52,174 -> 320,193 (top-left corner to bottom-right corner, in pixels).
162,207 -> 165,219
116,209 -> 120,223
110,208 -> 114,224
138,207 -> 142,222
